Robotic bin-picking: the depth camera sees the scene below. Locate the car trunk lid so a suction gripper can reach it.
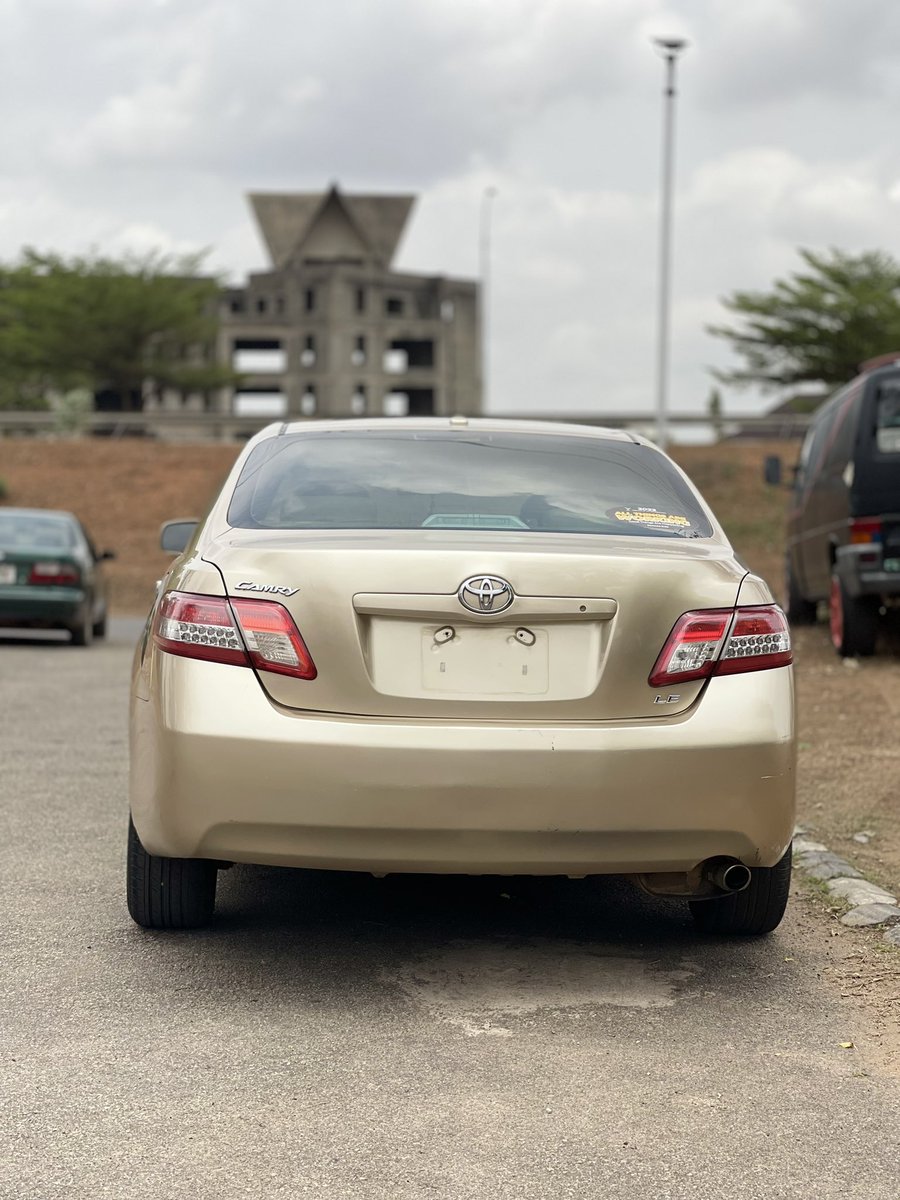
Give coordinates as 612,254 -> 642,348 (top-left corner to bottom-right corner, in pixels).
205,529 -> 746,721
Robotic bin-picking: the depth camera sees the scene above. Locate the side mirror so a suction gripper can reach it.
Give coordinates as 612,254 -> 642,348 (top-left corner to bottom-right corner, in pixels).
99,549 -> 117,562
763,455 -> 783,486
160,519 -> 198,554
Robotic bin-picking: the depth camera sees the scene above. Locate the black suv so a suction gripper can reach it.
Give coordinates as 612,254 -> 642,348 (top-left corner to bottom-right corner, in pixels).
769,355 -> 900,656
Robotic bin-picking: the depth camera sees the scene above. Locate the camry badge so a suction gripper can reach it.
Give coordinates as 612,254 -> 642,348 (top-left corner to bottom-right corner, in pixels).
458,575 -> 515,614
235,581 -> 299,598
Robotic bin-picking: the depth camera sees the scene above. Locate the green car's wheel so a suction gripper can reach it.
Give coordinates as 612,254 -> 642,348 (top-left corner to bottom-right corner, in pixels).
70,602 -> 94,647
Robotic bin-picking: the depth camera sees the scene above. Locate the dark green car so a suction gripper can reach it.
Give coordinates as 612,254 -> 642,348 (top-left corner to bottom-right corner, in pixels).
0,508 -> 114,645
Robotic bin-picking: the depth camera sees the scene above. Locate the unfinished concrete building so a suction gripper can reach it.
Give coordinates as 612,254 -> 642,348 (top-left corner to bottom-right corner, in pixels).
214,185 -> 481,422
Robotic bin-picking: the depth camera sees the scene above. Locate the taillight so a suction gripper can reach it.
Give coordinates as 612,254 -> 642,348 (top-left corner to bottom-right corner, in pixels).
649,610 -> 732,687
154,591 -> 317,680
849,518 -> 882,545
649,604 -> 791,688
154,593 -> 246,666
716,606 -> 793,674
28,561 -> 80,586
231,597 -> 317,679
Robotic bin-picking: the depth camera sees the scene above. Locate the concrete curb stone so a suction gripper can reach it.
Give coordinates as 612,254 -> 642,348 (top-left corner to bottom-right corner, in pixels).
840,903 -> 900,928
828,878 -> 898,908
796,852 -> 862,882
793,824 -> 900,946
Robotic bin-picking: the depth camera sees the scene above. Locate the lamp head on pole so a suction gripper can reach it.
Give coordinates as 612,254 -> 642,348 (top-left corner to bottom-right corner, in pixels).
652,36 -> 688,59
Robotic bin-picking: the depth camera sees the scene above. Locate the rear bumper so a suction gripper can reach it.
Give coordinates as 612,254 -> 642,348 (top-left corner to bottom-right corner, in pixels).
0,586 -> 84,626
835,545 -> 900,598
131,657 -> 796,876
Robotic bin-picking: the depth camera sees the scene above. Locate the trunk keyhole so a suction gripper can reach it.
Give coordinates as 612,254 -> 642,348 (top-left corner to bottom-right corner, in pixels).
515,628 -> 536,646
433,626 -> 456,645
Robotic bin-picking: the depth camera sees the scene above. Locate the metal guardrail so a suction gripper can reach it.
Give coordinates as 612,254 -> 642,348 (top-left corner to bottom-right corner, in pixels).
0,409 -> 812,440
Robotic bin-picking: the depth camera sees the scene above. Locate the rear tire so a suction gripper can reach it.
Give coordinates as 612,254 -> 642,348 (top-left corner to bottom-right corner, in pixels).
689,845 -> 792,935
127,816 -> 217,929
829,573 -> 878,657
92,610 -> 108,639
785,559 -> 817,625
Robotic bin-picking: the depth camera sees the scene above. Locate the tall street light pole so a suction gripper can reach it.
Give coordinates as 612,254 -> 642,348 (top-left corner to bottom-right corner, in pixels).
652,37 -> 688,451
479,186 -> 498,409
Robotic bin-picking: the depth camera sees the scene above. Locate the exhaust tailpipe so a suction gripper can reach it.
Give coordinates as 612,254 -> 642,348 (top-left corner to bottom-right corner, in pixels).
704,860 -> 752,894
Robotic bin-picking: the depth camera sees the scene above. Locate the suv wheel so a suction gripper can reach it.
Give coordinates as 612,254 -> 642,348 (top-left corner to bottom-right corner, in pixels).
829,573 -> 878,657
785,559 -> 817,625
126,816 -> 217,929
689,845 -> 792,935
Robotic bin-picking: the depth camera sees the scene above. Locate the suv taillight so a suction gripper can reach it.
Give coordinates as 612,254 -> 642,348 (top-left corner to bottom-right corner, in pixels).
849,518 -> 882,545
154,591 -> 317,680
649,604 -> 791,688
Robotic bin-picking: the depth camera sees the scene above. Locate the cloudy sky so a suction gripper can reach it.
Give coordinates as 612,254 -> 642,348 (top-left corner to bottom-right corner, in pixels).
3,0 -> 900,417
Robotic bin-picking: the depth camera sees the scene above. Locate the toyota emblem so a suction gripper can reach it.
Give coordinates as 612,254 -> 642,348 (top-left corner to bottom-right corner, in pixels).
457,575 -> 515,614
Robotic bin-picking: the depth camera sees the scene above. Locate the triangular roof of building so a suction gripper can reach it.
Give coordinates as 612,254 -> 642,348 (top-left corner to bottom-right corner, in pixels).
248,185 -> 415,269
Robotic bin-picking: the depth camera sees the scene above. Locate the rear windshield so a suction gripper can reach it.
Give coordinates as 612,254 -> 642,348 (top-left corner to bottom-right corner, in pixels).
0,513 -> 75,550
876,383 -> 900,453
227,430 -> 712,539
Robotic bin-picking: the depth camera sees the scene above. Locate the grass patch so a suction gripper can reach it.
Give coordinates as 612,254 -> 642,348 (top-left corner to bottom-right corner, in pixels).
797,871 -> 851,917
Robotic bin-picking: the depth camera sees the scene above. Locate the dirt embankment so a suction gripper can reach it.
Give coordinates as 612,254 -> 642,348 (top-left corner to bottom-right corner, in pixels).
0,436 -> 793,614
0,439 -> 240,612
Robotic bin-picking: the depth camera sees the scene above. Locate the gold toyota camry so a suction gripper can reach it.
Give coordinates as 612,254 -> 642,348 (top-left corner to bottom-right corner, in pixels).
128,419 -> 795,934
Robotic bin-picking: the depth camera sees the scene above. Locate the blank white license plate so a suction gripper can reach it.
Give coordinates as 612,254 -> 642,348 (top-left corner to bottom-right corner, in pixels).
421,626 -> 549,695
0,565 -> 16,584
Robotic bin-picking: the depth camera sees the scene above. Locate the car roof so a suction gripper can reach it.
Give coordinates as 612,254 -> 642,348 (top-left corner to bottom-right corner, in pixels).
274,416 -> 645,446
0,507 -> 76,521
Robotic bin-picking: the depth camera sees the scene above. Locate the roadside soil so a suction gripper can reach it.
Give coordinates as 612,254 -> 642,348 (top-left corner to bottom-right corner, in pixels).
0,436 -> 792,613
793,621 -> 900,893
0,438 -> 239,612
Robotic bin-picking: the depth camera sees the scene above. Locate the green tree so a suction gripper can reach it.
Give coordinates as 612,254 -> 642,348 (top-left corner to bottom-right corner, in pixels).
708,247 -> 900,390
0,249 -> 235,410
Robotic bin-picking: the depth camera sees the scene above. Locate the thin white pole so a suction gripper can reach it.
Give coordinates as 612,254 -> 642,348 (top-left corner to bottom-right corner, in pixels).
654,40 -> 686,451
479,186 -> 498,409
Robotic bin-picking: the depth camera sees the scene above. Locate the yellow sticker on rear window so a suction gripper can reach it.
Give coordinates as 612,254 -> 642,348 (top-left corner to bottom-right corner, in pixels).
609,506 -> 692,531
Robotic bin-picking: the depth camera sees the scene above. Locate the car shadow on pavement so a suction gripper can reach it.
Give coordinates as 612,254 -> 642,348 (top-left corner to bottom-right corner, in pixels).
129,864 -> 792,1023
214,864 -> 692,945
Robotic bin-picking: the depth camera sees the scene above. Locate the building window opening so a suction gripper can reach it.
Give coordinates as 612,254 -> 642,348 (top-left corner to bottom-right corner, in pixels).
304,288 -> 316,313
351,386 -> 367,416
384,391 -> 409,417
385,295 -> 404,316
233,388 -> 286,418
406,388 -> 435,416
229,297 -> 245,315
232,339 -> 286,373
351,334 -> 366,366
383,348 -> 408,374
300,386 -> 317,417
355,287 -> 366,313
389,338 -> 434,369
256,297 -> 268,314
301,335 -> 316,367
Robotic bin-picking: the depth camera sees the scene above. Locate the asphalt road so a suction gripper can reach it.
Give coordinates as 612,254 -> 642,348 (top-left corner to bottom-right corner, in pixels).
1,618 -> 899,1199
